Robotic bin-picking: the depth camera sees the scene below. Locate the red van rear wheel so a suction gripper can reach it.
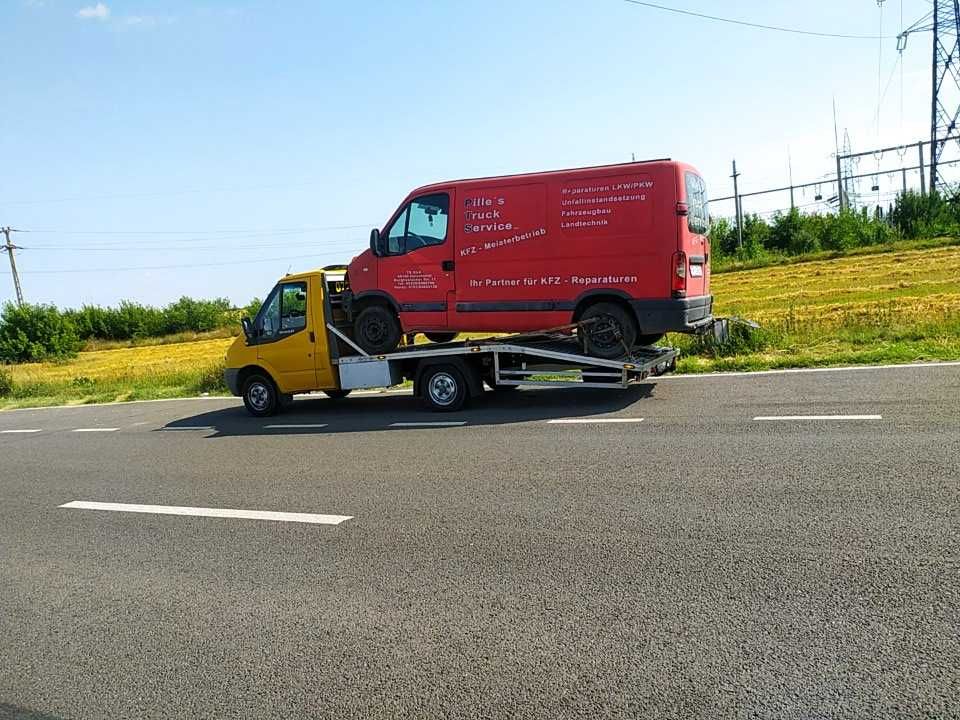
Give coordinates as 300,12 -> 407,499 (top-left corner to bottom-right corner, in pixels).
580,302 -> 637,359
354,306 -> 402,354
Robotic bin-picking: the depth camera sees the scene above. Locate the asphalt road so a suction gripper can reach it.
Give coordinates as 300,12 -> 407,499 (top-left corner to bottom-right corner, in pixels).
1,363 -> 959,719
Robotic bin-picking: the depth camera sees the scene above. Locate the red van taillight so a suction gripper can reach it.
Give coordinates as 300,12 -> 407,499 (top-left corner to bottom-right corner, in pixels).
672,251 -> 687,297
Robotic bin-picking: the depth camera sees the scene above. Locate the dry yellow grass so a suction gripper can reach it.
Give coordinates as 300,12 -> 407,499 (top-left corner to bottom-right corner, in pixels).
7,337 -> 233,387
711,245 -> 960,327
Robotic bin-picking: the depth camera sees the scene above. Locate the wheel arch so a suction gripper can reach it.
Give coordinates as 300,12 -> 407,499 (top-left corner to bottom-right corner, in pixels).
236,364 -> 275,390
352,290 -> 400,317
572,289 -> 635,322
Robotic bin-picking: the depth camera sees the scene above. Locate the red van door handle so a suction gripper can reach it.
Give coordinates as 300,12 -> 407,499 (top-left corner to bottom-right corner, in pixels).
442,260 -> 455,271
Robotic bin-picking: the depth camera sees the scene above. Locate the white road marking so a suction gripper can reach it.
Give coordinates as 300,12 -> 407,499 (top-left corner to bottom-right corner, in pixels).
0,429 -> 42,434
389,421 -> 467,427
548,418 -> 644,424
660,360 -> 960,380
72,428 -> 119,433
754,415 -> 882,421
59,501 -> 352,525
264,424 -> 329,429
161,426 -> 215,431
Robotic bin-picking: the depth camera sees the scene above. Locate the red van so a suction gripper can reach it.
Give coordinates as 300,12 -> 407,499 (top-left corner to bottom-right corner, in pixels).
345,159 -> 713,358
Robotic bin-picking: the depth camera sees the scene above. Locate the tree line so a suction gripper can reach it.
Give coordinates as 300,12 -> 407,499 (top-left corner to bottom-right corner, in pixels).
0,296 -> 262,364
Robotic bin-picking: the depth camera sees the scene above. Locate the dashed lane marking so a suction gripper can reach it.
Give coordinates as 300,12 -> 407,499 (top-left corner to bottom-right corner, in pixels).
59,500 -> 352,525
0,429 -> 42,434
72,428 -> 119,433
389,421 -> 467,427
161,426 -> 215,431
264,424 -> 329,429
547,418 -> 644,424
753,415 -> 883,421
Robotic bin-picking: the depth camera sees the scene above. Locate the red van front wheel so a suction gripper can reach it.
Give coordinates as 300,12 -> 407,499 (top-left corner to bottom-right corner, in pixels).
354,306 -> 402,354
580,302 -> 637,359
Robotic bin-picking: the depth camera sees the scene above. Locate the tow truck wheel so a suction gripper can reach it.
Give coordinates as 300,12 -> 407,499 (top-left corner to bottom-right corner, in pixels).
354,306 -> 402,354
242,374 -> 279,417
424,332 -> 458,344
580,302 -> 637,360
323,389 -> 352,399
421,364 -> 468,412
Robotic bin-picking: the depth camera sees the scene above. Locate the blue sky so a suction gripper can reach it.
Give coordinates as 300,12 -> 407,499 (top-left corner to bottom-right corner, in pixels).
1,0 -> 933,307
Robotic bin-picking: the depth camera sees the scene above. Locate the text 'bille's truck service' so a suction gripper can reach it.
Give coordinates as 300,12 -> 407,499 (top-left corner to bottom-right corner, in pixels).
223,159 -> 712,415
344,159 -> 713,359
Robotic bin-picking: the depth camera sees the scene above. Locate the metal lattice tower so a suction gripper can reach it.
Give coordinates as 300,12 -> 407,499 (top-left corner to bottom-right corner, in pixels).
931,0 -> 960,192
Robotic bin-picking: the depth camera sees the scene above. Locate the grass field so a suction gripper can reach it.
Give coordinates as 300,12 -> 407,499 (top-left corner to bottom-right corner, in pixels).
2,243 -> 959,409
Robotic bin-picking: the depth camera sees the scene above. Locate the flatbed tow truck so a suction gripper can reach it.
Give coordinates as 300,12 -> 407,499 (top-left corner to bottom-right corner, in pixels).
224,268 -> 679,416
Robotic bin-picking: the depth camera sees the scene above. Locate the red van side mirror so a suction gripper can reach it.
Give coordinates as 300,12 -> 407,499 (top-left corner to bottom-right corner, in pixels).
370,228 -> 382,256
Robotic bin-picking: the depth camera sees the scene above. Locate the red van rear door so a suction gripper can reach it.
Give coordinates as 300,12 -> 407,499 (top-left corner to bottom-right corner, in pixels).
681,171 -> 710,298
378,191 -> 455,330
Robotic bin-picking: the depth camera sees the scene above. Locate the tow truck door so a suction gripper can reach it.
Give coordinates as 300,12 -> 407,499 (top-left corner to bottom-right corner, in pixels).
254,278 -> 317,392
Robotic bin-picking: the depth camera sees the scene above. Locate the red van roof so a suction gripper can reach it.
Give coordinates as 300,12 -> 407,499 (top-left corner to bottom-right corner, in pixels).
409,158 -> 676,196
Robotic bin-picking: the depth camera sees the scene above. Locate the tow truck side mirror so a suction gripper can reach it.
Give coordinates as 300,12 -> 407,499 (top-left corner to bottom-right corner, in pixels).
370,228 -> 381,256
241,317 -> 254,341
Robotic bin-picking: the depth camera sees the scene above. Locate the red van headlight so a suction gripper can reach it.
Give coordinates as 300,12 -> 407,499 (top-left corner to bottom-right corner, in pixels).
671,251 -> 687,297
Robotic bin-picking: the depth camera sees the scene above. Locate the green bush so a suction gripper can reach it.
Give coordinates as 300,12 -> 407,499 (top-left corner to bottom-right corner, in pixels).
0,303 -> 81,363
0,368 -> 13,397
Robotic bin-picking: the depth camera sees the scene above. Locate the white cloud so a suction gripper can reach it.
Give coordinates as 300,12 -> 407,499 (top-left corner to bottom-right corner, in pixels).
76,3 -> 110,20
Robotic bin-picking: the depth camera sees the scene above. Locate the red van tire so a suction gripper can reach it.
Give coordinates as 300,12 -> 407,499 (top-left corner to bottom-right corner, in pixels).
242,374 -> 279,417
636,333 -> 665,347
424,332 -> 459,344
579,302 -> 637,359
354,305 -> 402,354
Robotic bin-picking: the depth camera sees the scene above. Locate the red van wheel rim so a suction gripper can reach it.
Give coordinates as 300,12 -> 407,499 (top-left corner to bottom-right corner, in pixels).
360,316 -> 390,345
588,315 -> 622,350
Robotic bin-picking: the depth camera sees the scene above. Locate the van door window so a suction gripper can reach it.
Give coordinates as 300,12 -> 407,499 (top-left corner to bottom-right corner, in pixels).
685,173 -> 709,235
383,193 -> 449,255
256,281 -> 307,342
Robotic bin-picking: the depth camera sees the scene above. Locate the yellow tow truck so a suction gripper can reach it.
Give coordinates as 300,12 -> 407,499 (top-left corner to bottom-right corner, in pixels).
224,268 -> 678,416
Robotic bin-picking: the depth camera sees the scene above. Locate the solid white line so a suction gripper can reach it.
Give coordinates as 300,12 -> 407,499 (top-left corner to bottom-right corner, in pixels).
72,427 -> 119,432
754,415 -> 882,421
59,500 -> 352,525
548,418 -> 644,424
661,360 -> 960,380
389,421 -> 466,427
0,429 -> 42,434
264,423 -> 329,429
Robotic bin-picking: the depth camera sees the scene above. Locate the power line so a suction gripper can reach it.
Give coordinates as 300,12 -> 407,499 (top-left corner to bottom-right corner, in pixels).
620,0 -> 893,39
17,252 -> 340,275
20,224 -> 372,235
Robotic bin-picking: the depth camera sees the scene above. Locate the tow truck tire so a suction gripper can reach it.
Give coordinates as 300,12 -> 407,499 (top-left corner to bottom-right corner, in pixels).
242,374 -> 279,417
580,302 -> 637,360
421,364 -> 468,412
323,389 -> 352,399
354,306 -> 402,354
424,332 -> 459,344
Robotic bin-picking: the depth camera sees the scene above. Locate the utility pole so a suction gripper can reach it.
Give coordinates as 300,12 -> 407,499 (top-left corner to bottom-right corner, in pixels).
2,227 -> 24,307
731,160 -> 743,249
929,0 -> 960,192
788,150 -> 795,210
